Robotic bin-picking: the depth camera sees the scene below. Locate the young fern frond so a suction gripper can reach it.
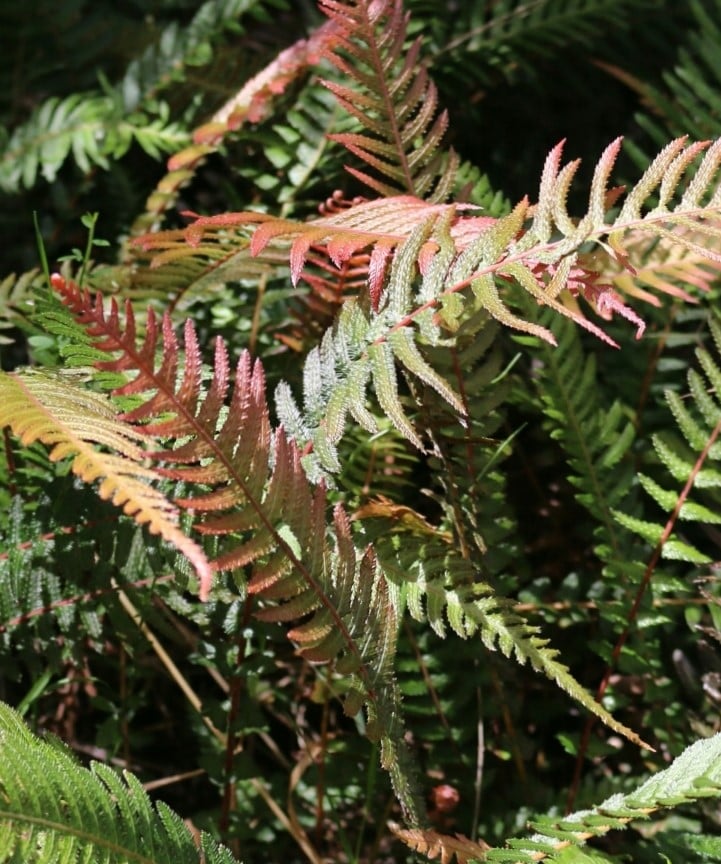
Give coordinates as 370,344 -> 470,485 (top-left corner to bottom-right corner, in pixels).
162,135 -> 721,356
319,0 -> 458,200
28,273 -> 425,824
614,313 -> 721,563
272,212 -> 469,477
0,366 -> 213,597
396,730 -> 721,864
0,700 -> 239,864
140,137 -> 721,478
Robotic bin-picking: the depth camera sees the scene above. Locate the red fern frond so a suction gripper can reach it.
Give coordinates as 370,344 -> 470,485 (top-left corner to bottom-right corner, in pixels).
48,275 -> 401,698
318,0 -> 457,200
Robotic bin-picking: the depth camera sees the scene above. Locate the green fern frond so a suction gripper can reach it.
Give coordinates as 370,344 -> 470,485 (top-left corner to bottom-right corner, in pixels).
341,418 -> 419,507
421,0 -> 660,86
614,313 -> 721,563
0,92 -> 187,193
419,316 -> 518,572
0,0 -> 285,195
120,0 -> 283,111
0,700 -> 239,864
319,0 -> 458,200
480,731 -> 721,863
240,82 -> 343,213
629,0 -> 721,146
412,571 -> 649,748
516,305 -> 636,566
351,309 -> 648,747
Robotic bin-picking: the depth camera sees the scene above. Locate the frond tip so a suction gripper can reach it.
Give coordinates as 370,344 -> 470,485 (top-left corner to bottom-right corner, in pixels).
0,366 -> 214,599
319,0 -> 458,200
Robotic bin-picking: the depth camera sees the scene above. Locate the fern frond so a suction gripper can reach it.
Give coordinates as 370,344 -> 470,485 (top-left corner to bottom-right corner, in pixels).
273,213 -> 470,475
45,274 -> 425,824
0,700 -> 239,864
0,0 -> 286,197
165,136 -> 721,473
358,510 -> 649,744
120,0 -> 281,111
0,366 -> 213,598
129,85 -> 344,306
0,92 -> 187,193
422,0 -> 660,86
419,316 -> 518,573
422,578 -> 649,748
167,136 -> 721,353
319,0 -> 457,200
358,510 -> 650,744
630,0 -> 721,145
481,731 -> 721,863
129,221 -> 281,306
614,313 -> 721,563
